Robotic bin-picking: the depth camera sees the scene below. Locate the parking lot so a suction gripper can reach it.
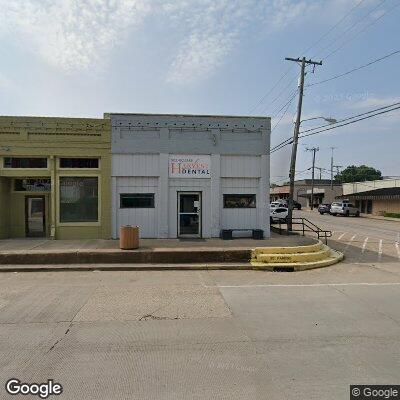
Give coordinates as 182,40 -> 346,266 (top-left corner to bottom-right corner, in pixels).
0,213 -> 400,400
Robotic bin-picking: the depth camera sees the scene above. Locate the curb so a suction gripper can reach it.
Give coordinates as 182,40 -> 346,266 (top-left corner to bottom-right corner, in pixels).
0,249 -> 251,265
0,262 -> 253,272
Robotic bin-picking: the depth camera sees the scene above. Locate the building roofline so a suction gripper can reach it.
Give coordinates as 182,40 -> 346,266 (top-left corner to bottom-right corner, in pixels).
104,112 -> 270,120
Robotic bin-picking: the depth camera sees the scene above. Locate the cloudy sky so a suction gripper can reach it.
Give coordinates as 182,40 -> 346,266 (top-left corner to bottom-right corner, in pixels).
0,0 -> 399,181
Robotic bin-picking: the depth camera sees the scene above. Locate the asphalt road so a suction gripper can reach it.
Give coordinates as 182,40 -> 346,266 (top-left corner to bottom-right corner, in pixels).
295,209 -> 400,262
1,219 -> 400,400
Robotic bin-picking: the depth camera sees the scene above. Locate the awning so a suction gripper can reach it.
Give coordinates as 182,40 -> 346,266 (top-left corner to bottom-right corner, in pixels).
337,187 -> 400,200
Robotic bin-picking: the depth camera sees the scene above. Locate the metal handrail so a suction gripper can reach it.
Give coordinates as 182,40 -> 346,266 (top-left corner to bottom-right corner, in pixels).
272,217 -> 332,244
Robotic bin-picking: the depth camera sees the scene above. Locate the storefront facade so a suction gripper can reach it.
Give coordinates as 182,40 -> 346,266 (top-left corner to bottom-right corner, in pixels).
108,113 -> 270,238
0,116 -> 111,239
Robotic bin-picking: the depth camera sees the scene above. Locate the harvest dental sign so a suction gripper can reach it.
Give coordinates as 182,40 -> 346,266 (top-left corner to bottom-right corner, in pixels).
169,155 -> 211,178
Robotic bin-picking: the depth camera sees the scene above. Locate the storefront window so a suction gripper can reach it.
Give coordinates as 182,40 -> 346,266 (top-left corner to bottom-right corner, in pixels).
4,157 -> 47,168
120,193 -> 155,208
60,158 -> 99,168
14,178 -> 51,192
223,194 -> 256,208
59,177 -> 98,222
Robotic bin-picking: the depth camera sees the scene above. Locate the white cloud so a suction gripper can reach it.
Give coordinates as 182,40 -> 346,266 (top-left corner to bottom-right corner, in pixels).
0,0 -> 151,72
0,0 -> 385,84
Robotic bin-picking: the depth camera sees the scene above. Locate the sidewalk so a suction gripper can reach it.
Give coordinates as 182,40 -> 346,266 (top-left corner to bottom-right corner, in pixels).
0,235 -> 316,267
360,213 -> 400,222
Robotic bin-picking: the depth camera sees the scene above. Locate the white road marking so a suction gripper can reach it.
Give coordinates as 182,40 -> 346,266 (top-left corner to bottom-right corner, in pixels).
338,232 -> 346,240
396,242 -> 400,260
378,239 -> 383,259
215,283 -> 400,288
362,237 -> 369,253
343,235 -> 357,253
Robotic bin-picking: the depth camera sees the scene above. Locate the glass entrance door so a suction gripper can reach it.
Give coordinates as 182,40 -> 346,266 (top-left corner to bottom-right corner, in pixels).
25,196 -> 45,237
178,192 -> 201,237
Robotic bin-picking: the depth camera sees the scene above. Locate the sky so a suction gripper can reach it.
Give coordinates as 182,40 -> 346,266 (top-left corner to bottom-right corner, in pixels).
0,0 -> 399,182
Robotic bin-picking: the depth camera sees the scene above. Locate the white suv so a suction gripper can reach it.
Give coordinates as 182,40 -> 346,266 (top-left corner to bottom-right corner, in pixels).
330,201 -> 360,217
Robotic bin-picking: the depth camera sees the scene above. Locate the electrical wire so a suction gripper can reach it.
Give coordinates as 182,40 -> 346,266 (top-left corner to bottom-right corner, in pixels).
270,104 -> 400,154
299,101 -> 400,134
307,50 -> 400,87
312,0 -> 388,59
323,1 -> 400,60
248,0 -> 368,114
271,93 -> 296,132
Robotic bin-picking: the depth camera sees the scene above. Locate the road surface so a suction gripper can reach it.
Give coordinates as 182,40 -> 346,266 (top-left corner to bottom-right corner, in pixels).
1,221 -> 400,400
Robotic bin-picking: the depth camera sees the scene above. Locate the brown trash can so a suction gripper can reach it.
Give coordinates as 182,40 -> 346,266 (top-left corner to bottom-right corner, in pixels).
119,225 -> 139,250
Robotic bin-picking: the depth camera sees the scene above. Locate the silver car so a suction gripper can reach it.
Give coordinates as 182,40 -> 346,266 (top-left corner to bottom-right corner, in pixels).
330,202 -> 360,217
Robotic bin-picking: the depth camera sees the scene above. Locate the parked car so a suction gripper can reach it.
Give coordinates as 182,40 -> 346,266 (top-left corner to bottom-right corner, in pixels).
330,202 -> 360,217
270,207 -> 288,223
270,201 -> 286,209
293,200 -> 302,210
273,200 -> 302,210
318,203 -> 331,214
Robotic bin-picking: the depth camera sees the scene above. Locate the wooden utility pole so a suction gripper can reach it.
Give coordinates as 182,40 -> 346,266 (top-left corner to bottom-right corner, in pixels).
330,146 -> 337,189
315,166 -> 324,180
285,57 -> 322,231
306,147 -> 319,210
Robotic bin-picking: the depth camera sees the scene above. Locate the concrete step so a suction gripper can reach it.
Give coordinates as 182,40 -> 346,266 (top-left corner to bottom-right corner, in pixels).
252,241 -> 323,255
251,240 -> 343,271
252,249 -> 344,271
255,245 -> 331,263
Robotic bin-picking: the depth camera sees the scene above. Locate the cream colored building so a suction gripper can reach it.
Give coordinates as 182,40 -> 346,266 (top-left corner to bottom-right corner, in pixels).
341,179 -> 400,216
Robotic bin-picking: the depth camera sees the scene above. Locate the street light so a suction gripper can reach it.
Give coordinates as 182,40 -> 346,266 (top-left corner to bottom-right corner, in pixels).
299,116 -> 338,124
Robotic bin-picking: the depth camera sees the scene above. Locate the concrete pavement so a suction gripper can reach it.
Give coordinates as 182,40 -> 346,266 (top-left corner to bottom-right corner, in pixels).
0,257 -> 400,399
0,235 -> 316,267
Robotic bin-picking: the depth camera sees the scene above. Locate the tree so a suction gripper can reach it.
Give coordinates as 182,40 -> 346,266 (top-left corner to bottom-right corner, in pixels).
334,165 -> 382,183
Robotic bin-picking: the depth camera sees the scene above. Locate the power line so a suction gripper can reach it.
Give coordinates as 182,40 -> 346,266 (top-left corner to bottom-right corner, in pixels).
262,75 -> 299,115
299,101 -> 400,134
248,0 -> 368,114
271,93 -> 296,132
249,66 -> 294,114
323,1 -> 400,60
270,102 -> 400,154
304,0 -> 367,56
299,105 -> 400,139
270,89 -> 298,120
313,0 -> 387,59
307,50 -> 400,87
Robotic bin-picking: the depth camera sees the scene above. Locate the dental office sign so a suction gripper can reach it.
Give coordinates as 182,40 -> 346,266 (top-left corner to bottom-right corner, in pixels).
169,155 -> 211,178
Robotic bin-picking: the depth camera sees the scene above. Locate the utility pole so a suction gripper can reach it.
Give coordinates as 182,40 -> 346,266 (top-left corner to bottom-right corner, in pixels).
306,147 -> 319,210
285,57 -> 322,231
315,166 -> 324,180
330,146 -> 337,189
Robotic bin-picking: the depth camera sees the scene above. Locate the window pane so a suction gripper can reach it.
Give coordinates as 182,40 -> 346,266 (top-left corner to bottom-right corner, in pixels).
60,177 -> 98,222
223,194 -> 256,208
60,158 -> 99,168
120,193 -> 155,208
4,157 -> 47,168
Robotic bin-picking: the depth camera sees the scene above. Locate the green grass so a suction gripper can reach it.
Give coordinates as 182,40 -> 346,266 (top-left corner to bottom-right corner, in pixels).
384,212 -> 400,219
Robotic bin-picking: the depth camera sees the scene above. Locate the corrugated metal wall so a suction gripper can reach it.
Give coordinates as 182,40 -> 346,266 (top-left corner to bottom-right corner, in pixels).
116,177 -> 158,238
112,154 -> 159,177
220,177 -> 259,230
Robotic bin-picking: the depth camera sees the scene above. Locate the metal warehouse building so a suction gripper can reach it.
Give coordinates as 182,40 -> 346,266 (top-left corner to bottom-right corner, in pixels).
107,113 -> 271,239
